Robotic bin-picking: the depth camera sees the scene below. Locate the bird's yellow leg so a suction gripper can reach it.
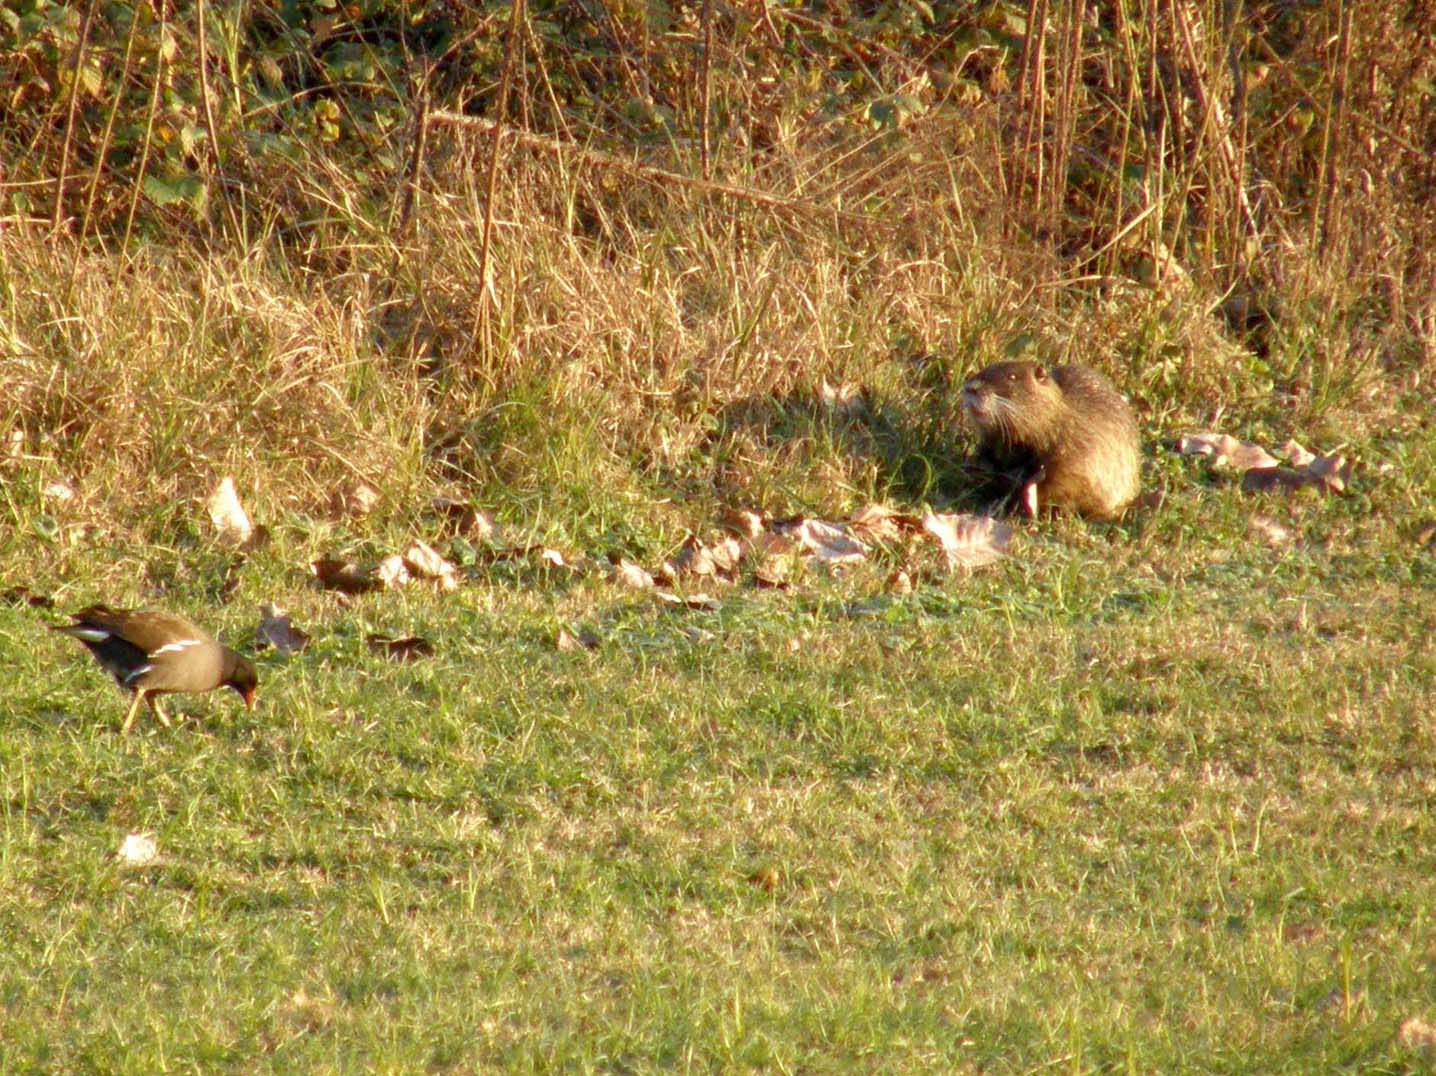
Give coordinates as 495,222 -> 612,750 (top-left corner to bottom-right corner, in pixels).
147,694 -> 173,728
121,690 -> 146,734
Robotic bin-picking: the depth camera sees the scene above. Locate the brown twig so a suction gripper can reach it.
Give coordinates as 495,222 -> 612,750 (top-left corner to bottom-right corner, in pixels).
195,0 -> 240,241
52,0 -> 100,233
118,3 -> 169,266
397,86 -> 431,240
470,0 -> 526,362
429,110 -> 888,233
700,0 -> 715,180
71,0 -> 143,284
1318,0 -> 1354,254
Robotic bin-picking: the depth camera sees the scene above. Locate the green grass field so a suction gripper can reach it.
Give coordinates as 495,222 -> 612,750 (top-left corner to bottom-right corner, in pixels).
4,459 -> 1434,1072
4,2 -> 1435,1062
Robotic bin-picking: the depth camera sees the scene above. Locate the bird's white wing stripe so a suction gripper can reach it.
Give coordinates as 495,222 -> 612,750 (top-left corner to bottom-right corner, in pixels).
123,663 -> 155,684
70,628 -> 113,642
149,639 -> 203,657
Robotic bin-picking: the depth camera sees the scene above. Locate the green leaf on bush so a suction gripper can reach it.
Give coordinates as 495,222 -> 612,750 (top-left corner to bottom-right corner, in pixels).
143,173 -> 208,211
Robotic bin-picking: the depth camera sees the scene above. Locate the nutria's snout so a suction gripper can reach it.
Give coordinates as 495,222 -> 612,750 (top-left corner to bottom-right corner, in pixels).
960,380 -> 989,420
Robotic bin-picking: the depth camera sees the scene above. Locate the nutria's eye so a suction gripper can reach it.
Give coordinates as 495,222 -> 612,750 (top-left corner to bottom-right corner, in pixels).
1033,367 -> 1048,382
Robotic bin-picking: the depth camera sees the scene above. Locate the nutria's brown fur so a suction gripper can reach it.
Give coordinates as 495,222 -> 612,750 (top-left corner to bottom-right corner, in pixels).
961,360 -> 1140,520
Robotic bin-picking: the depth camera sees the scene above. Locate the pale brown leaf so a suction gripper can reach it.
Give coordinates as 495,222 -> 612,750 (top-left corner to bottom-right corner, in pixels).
556,627 -> 599,652
746,864 -> 781,891
375,553 -> 411,589
311,557 -> 381,594
1398,1016 -> 1436,1052
432,496 -> 502,540
666,537 -> 714,578
922,512 -> 1012,569
1241,467 -> 1323,494
819,378 -> 865,419
887,569 -> 914,594
332,480 -> 380,518
366,633 -> 434,661
654,589 -> 721,610
206,476 -> 253,544
256,603 -> 311,654
664,536 -> 741,579
719,508 -> 765,539
849,503 -> 921,544
789,519 -> 867,564
402,540 -> 461,592
1296,450 -> 1350,493
1248,514 -> 1294,549
117,832 -> 158,866
1177,433 -> 1281,471
751,531 -> 799,557
613,558 -> 655,589
752,550 -> 797,588
709,536 -> 744,575
2,585 -> 53,608
1280,439 -> 1317,468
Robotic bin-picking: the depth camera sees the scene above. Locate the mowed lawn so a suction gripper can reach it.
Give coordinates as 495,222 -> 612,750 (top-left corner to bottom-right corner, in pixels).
2,477 -> 1434,1074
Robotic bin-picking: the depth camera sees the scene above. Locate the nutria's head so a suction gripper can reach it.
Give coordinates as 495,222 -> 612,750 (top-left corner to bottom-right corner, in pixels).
961,361 -> 1065,445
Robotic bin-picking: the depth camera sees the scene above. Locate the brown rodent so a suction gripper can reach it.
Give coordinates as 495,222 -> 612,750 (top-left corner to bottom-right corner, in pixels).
960,360 -> 1140,520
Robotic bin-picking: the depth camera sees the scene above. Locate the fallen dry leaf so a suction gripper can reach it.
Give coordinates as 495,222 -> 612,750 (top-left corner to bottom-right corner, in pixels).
709,536 -> 744,575
819,378 -> 865,419
1,585 -> 53,608
787,519 -> 867,565
1415,520 -> 1436,547
256,603 -> 311,654
1281,921 -> 1323,944
921,512 -> 1013,569
332,480 -> 381,518
746,864 -> 781,891
1241,467 -> 1324,494
849,503 -> 920,544
117,832 -> 158,866
366,633 -> 434,661
556,627 -> 599,652
402,540 -> 460,592
663,536 -> 741,581
311,557 -> 382,594
1281,439 -> 1316,467
887,569 -> 914,594
613,558 -> 655,589
654,589 -> 721,610
1248,514 -> 1294,549
432,496 -> 502,541
752,549 -> 798,588
1296,450 -> 1350,493
375,554 -> 411,589
1177,432 -> 1281,472
43,480 -> 75,502
206,476 -> 253,544
719,508 -> 765,539
751,530 -> 798,557
1398,1016 -> 1436,1052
